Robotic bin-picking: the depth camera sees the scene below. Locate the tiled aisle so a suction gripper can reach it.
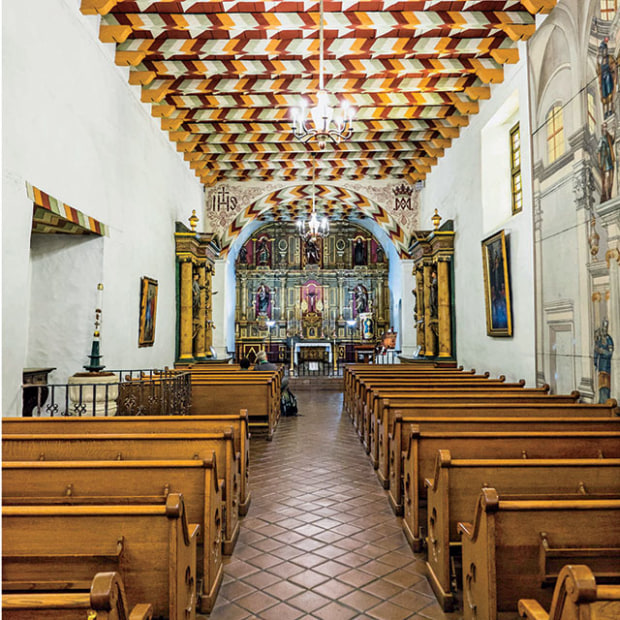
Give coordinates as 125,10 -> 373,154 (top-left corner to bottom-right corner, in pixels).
206,389 -> 456,620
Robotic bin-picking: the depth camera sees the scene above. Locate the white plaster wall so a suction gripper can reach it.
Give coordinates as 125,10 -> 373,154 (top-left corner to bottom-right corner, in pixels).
420,45 -> 537,384
3,0 -> 204,413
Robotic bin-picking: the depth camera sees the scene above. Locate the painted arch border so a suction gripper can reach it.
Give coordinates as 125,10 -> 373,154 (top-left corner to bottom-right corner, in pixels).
219,184 -> 410,258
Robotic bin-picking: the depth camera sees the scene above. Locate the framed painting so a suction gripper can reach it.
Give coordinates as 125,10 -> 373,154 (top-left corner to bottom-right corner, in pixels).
481,230 -> 512,337
139,277 -> 158,347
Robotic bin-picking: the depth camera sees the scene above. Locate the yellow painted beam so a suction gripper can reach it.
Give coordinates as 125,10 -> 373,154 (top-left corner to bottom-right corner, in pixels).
447,95 -> 478,115
128,71 -> 157,86
490,48 -> 520,65
445,114 -> 469,127
161,118 -> 185,131
115,51 -> 146,66
80,0 -> 120,15
436,126 -> 460,139
99,25 -> 132,43
151,105 -> 175,118
470,60 -> 504,84
521,0 -> 557,14
465,86 -> 491,100
499,24 -> 536,41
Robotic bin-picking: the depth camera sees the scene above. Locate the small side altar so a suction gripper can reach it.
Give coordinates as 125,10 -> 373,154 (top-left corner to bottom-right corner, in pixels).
294,341 -> 333,365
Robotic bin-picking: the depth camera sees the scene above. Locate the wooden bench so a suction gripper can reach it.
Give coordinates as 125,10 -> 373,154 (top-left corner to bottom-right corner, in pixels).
366,388 -> 579,468
518,564 -> 620,620
2,431 -> 241,554
384,399 -> 619,497
2,411 -> 252,516
457,489 -> 620,620
400,428 -> 620,553
423,450 -> 620,610
3,457 -> 224,613
3,493 -> 199,620
189,375 -> 280,440
2,571 -> 153,620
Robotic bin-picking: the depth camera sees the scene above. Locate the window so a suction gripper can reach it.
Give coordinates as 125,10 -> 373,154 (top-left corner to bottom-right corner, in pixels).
587,92 -> 597,134
601,0 -> 617,20
510,123 -> 522,214
546,105 -> 565,164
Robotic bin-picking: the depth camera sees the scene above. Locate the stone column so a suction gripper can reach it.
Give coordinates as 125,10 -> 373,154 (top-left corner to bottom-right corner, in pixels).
437,257 -> 452,358
178,258 -> 194,362
423,260 -> 433,357
194,261 -> 207,359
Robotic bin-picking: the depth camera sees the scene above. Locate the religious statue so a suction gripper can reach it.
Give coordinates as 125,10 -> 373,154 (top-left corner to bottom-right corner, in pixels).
238,245 -> 247,264
594,319 -> 614,403
598,122 -> 615,203
256,238 -> 270,266
256,283 -> 270,316
353,238 -> 366,266
429,269 -> 438,318
305,237 -> 320,265
354,283 -> 369,315
192,273 -> 201,313
598,37 -> 616,119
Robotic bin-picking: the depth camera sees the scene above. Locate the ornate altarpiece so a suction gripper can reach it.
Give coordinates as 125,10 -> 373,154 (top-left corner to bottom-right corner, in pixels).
234,222 -> 390,363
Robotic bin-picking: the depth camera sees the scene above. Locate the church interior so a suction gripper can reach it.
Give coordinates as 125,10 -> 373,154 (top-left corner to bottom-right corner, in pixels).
3,1 -> 620,619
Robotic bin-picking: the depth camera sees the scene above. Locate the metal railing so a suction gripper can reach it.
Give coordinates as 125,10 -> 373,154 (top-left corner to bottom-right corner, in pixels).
22,368 -> 191,417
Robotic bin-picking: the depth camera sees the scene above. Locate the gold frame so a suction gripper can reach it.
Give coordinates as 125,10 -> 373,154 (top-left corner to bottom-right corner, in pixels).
481,230 -> 512,337
138,276 -> 158,347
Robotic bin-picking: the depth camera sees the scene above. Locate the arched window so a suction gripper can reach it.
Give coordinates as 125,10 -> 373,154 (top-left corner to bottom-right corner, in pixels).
546,105 -> 565,164
601,0 -> 617,20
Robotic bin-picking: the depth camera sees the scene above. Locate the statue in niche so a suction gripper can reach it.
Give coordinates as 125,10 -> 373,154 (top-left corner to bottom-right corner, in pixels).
238,245 -> 247,264
256,238 -> 270,266
305,237 -> 320,265
354,284 -> 369,315
429,269 -> 438,318
597,37 -> 616,119
256,283 -> 270,316
376,245 -> 385,263
192,273 -> 201,313
354,238 -> 366,266
594,318 -> 614,403
598,122 -> 615,203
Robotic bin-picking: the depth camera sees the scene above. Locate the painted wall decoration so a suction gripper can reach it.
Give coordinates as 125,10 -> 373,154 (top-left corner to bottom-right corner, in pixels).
138,276 -> 158,347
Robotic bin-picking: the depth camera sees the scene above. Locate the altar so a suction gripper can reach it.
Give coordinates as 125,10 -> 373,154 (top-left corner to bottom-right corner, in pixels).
294,341 -> 333,366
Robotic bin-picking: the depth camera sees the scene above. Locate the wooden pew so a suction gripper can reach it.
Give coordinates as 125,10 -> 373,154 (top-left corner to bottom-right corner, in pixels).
2,411 -> 252,516
518,564 -> 620,620
367,388 -> 579,467
3,457 -> 224,613
457,489 -> 620,620
400,427 -> 620,552
3,493 -> 199,620
384,399 -> 619,498
189,375 -> 280,440
2,571 -> 153,620
423,450 -> 620,610
2,431 -> 241,554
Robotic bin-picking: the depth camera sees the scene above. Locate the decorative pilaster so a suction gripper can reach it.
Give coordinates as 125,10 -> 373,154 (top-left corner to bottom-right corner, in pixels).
437,257 -> 452,358
423,259 -> 434,357
179,257 -> 194,361
194,261 -> 207,359
415,265 -> 425,351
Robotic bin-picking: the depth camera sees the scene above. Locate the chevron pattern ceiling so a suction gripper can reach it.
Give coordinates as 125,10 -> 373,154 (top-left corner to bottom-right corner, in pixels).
82,0 -> 556,186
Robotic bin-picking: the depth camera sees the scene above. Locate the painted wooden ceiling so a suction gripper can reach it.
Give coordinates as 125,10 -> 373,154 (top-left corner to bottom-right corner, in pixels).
82,0 -> 556,186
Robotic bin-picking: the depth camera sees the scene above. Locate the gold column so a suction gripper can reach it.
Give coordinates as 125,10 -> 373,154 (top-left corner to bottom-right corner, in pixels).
377,276 -> 384,322
194,261 -> 207,359
179,258 -> 194,361
240,273 -> 248,321
337,276 -> 344,320
205,265 -> 214,354
437,257 -> 452,358
415,266 -> 425,351
423,260 -> 434,357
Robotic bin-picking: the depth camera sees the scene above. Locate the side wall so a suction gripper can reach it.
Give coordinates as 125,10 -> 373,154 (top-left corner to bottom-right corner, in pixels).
420,44 -> 537,384
2,0 -> 204,413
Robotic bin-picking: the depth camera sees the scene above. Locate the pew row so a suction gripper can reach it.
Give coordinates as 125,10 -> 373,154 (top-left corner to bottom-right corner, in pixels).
2,431 -> 241,554
2,571 -> 153,620
2,457 -> 224,613
457,489 -> 620,620
518,564 -> 620,620
3,494 -> 199,620
2,411 -> 252,516
423,451 -> 620,610
399,427 -> 620,552
384,399 -> 619,496
189,375 -> 280,440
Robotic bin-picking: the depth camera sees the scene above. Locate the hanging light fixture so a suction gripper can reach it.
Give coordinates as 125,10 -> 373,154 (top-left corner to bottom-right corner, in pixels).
297,157 -> 330,241
292,0 -> 354,150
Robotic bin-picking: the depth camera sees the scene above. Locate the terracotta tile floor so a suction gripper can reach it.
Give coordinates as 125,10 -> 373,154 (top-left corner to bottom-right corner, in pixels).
204,389 -> 462,619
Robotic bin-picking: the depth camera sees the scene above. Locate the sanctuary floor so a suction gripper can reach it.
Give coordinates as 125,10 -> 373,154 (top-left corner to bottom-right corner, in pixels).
204,389 -> 461,620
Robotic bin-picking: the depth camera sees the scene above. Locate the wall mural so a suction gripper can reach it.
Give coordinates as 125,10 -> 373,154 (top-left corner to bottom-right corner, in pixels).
531,1 -> 620,402
204,181 -> 419,257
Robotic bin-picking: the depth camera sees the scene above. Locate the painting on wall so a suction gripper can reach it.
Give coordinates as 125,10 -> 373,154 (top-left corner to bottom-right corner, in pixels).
481,230 -> 512,337
139,276 -> 158,347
